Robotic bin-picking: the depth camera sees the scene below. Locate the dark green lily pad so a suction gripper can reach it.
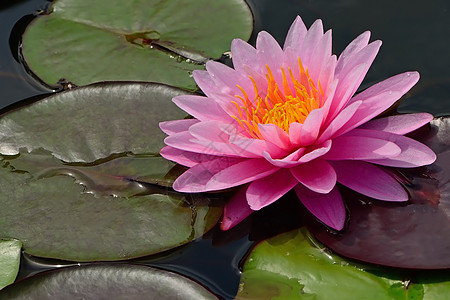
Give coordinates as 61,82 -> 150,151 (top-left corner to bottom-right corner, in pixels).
8,150 -> 182,195
0,155 -> 221,261
0,264 -> 218,299
0,239 -> 21,290
0,82 -> 188,162
0,82 -> 221,261
309,117 -> 450,269
237,228 -> 450,299
22,0 -> 253,90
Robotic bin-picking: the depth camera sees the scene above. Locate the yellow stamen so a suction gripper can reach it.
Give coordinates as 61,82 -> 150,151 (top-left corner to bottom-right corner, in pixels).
232,58 -> 324,137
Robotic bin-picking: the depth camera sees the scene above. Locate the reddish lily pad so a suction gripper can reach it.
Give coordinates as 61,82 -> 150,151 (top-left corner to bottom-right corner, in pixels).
0,264 -> 218,299
309,117 -> 450,269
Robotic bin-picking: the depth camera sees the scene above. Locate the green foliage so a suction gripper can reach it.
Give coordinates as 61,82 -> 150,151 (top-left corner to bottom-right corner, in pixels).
22,0 -> 253,90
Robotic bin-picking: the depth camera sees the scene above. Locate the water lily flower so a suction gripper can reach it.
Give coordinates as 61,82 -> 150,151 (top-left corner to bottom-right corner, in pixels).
159,16 -> 436,231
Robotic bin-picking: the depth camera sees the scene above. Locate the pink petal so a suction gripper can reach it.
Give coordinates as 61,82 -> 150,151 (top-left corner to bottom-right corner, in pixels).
329,41 -> 382,121
159,146 -> 217,167
172,95 -> 230,122
317,100 -> 362,144
330,160 -> 408,201
231,38 -> 258,73
358,113 -> 433,135
208,91 -> 242,118
229,134 -> 289,159
308,29 -> 332,83
174,158 -> 279,192
295,184 -> 345,230
258,123 -> 292,150
283,15 -> 308,52
173,157 -> 245,192
299,140 -> 332,163
193,137 -> 263,158
335,31 -> 371,75
221,185 -> 253,230
325,63 -> 367,123
164,131 -> 257,158
188,120 -> 230,143
300,19 -> 324,68
318,78 -> 339,125
262,148 -> 306,168
291,159 -> 337,194
289,122 -> 303,146
298,107 -> 325,146
192,70 -> 217,97
246,169 -> 298,210
242,65 -> 268,100
349,129 -> 436,167
205,159 -> 278,191
323,135 -> 401,160
159,119 -> 198,135
335,72 -> 421,136
206,61 -> 252,97
317,54 -> 337,95
256,31 -> 284,83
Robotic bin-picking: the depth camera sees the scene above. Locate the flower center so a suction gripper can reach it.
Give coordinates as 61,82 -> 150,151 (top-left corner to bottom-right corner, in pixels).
232,58 -> 323,139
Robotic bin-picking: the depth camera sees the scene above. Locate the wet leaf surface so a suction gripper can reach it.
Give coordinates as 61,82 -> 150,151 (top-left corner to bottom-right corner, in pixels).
0,239 -> 21,290
0,161 -> 221,261
309,117 -> 450,269
0,82 -> 222,261
0,82 -> 189,162
0,264 -> 218,299
237,228 -> 450,300
21,0 -> 253,90
7,150 -> 182,196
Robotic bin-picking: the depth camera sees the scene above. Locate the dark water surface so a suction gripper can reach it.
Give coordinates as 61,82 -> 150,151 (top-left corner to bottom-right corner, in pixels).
1,0 -> 449,299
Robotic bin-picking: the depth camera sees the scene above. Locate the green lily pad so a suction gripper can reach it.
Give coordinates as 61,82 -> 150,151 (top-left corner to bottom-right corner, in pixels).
8,150 -> 182,195
0,264 -> 218,299
0,82 -> 188,162
0,82 -> 222,261
237,228 -> 450,299
21,0 -> 253,90
0,155 -> 221,261
0,239 -> 21,291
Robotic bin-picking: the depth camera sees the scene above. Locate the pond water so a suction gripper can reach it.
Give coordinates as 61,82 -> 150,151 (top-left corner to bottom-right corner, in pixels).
1,0 -> 449,298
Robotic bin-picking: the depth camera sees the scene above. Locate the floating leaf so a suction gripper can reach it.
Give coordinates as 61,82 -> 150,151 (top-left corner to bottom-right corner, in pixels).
0,82 -> 188,162
0,264 -> 218,299
8,150 -> 182,195
309,117 -> 450,269
0,239 -> 21,291
0,162 -> 221,261
237,228 -> 450,299
0,82 -> 221,261
21,0 -> 253,90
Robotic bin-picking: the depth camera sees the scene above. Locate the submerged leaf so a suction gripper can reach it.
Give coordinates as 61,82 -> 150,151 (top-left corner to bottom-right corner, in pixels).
22,0 -> 253,89
0,264 -> 218,299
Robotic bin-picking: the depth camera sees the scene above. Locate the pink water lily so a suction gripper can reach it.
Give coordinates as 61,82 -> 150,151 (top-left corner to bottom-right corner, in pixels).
159,16 -> 436,231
